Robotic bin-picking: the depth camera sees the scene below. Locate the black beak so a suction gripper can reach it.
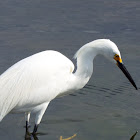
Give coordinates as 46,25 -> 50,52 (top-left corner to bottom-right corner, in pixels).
117,61 -> 137,90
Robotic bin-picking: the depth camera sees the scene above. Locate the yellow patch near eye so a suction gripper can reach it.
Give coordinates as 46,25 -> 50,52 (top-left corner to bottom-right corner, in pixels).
114,54 -> 122,63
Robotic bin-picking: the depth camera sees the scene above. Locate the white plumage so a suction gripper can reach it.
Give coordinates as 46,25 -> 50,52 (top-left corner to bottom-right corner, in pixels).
0,39 -> 137,134
0,50 -> 74,118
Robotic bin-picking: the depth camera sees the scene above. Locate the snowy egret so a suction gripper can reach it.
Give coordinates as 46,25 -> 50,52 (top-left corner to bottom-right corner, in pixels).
0,39 -> 137,135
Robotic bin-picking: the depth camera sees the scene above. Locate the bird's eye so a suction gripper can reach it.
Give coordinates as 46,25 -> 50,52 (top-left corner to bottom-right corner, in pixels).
114,54 -> 119,58
114,54 -> 121,61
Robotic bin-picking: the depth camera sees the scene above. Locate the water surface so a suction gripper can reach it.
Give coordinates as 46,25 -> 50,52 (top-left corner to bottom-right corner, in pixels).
0,0 -> 140,140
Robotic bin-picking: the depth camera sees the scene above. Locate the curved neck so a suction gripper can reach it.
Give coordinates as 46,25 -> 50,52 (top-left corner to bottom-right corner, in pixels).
74,51 -> 97,78
74,39 -> 113,79
71,39 -> 118,90
73,45 -> 100,89
72,39 -> 116,89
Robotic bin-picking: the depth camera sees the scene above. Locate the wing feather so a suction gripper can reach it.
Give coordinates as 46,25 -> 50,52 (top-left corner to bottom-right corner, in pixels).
0,50 -> 74,121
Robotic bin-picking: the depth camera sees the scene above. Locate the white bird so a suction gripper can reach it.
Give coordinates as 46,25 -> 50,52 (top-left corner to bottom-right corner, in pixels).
0,39 -> 137,135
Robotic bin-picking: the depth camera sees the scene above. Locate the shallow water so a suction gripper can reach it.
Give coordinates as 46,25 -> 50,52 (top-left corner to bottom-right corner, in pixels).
0,0 -> 140,140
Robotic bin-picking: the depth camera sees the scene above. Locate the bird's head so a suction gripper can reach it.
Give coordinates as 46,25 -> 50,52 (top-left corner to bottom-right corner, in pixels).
75,39 -> 137,90
99,39 -> 137,90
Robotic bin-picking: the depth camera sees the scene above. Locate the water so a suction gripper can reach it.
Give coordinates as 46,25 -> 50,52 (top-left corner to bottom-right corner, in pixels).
0,0 -> 140,140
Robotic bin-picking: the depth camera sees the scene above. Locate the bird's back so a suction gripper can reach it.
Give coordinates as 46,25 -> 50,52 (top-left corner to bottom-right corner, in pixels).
0,50 -> 74,121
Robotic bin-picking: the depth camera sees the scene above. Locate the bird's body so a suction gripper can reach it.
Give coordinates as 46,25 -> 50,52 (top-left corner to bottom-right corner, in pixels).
0,39 -> 137,135
0,51 -> 75,115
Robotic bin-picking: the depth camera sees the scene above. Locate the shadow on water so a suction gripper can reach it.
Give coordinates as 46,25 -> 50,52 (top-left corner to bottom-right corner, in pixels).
24,131 -> 138,140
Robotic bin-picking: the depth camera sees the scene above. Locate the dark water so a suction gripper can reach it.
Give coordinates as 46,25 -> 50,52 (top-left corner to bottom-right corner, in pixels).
0,0 -> 140,140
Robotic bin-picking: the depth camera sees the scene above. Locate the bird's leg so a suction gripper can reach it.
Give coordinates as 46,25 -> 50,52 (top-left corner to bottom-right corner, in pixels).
26,121 -> 29,133
24,112 -> 32,139
32,102 -> 49,135
32,124 -> 39,135
25,112 -> 31,133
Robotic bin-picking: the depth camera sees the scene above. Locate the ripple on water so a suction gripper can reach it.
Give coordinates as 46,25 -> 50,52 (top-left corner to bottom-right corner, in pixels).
82,82 -> 133,99
43,118 -> 84,125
